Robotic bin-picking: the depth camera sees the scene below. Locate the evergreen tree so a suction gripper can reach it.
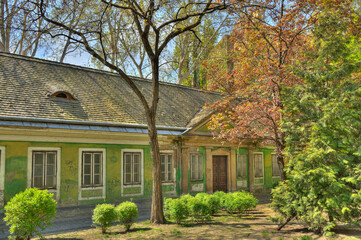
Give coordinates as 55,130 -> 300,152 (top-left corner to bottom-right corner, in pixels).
272,5 -> 361,235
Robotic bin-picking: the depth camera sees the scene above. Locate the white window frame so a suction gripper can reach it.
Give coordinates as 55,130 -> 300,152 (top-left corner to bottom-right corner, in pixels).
121,149 -> 144,196
161,152 -> 174,183
27,147 -> 61,201
0,146 -> 6,207
78,148 -> 106,201
272,153 -> 281,177
253,152 -> 264,185
236,153 -> 247,179
190,153 -> 203,181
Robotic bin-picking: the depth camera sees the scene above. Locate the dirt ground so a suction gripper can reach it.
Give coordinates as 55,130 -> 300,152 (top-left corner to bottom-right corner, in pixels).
43,204 -> 361,240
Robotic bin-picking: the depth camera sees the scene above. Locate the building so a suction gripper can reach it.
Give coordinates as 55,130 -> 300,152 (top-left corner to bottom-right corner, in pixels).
0,53 -> 280,207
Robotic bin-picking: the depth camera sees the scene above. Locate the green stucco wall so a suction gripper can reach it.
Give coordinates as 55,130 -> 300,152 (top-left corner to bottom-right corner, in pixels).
0,141 -> 153,205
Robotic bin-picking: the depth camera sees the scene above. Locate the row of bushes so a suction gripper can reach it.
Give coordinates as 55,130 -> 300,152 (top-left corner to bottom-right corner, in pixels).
3,188 -> 139,239
4,188 -> 256,238
92,201 -> 138,234
164,191 -> 258,224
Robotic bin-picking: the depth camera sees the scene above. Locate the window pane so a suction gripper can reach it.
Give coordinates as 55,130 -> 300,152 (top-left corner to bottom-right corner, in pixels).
94,174 -> 100,185
33,176 -> 43,188
46,176 -> 55,188
190,155 -> 196,180
47,152 -> 56,165
84,175 -> 91,185
125,173 -> 132,184
84,153 -> 92,164
94,163 -> 100,175
254,154 -> 263,178
94,153 -> 101,164
237,154 -> 247,178
161,157 -> 165,181
84,164 -> 91,175
34,165 -> 43,177
197,155 -> 203,180
46,163 -> 55,176
34,152 -> 44,165
272,154 -> 280,176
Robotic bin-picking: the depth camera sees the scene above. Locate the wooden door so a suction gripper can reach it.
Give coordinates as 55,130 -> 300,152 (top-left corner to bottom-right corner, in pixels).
213,156 -> 227,192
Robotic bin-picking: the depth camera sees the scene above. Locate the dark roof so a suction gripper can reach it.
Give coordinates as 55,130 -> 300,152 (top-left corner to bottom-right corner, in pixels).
0,53 -> 221,128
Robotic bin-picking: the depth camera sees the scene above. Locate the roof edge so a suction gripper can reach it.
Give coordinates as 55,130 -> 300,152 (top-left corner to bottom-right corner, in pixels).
0,115 -> 188,131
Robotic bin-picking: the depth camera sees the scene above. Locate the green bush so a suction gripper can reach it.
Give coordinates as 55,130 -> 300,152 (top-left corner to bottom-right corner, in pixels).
115,201 -> 138,231
223,192 -> 258,214
180,194 -> 193,205
187,197 -> 211,222
195,192 -> 208,201
203,194 -> 221,214
4,188 -> 57,240
213,191 -> 227,208
92,204 -> 117,234
164,198 -> 189,224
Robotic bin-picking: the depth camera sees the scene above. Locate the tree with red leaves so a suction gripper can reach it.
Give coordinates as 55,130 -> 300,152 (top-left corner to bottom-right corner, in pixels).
206,0 -> 317,181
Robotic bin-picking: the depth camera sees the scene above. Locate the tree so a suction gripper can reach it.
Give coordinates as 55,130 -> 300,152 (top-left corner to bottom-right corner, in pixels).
172,13 -> 230,87
0,0 -> 52,56
206,0 -> 316,180
37,0 -> 229,224
272,3 -> 361,234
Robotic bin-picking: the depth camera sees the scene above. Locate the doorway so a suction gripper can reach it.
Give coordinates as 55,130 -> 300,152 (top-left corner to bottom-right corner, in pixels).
212,155 -> 227,192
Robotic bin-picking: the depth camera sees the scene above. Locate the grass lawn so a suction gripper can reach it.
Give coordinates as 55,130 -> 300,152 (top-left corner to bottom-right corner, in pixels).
42,204 -> 361,240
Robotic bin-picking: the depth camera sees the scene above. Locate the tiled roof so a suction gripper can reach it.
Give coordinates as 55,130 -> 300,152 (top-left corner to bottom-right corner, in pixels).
0,53 -> 221,128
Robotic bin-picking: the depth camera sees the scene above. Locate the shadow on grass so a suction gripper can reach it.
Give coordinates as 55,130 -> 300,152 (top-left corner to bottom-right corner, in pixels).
334,226 -> 361,237
108,227 -> 153,236
45,238 -> 83,240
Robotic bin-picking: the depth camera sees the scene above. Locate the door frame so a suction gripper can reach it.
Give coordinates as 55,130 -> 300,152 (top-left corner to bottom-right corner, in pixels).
0,146 -> 5,207
212,155 -> 228,192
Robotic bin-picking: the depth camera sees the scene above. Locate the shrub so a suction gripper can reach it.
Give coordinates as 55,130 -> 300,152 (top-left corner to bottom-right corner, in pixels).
115,201 -> 138,231
213,191 -> 227,208
4,188 -> 57,240
164,198 -> 189,224
195,192 -> 208,201
180,194 -> 193,205
92,204 -> 117,234
203,194 -> 221,215
223,192 -> 258,214
187,197 -> 211,222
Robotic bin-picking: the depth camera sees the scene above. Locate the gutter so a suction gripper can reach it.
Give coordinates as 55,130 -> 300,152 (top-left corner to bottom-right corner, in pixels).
0,115 -> 189,132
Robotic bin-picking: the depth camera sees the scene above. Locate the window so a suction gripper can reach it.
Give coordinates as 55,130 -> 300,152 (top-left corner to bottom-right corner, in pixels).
161,153 -> 173,182
32,151 -> 57,189
50,91 -> 75,100
123,152 -> 141,185
190,153 -> 203,181
254,153 -> 264,178
272,154 -> 281,177
236,154 -> 247,178
82,152 -> 103,187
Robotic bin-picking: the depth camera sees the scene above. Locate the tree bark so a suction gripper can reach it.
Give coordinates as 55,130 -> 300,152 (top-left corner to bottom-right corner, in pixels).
148,121 -> 165,224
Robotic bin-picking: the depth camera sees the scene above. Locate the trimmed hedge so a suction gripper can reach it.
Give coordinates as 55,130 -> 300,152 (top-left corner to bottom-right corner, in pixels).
164,191 -> 257,224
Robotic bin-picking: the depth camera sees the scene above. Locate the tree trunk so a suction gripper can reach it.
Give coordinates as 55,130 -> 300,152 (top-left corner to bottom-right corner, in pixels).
148,55 -> 165,224
275,141 -> 286,181
148,117 -> 165,224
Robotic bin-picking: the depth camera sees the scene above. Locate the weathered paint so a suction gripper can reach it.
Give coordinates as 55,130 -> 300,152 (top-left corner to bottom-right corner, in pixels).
0,140 -> 152,206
